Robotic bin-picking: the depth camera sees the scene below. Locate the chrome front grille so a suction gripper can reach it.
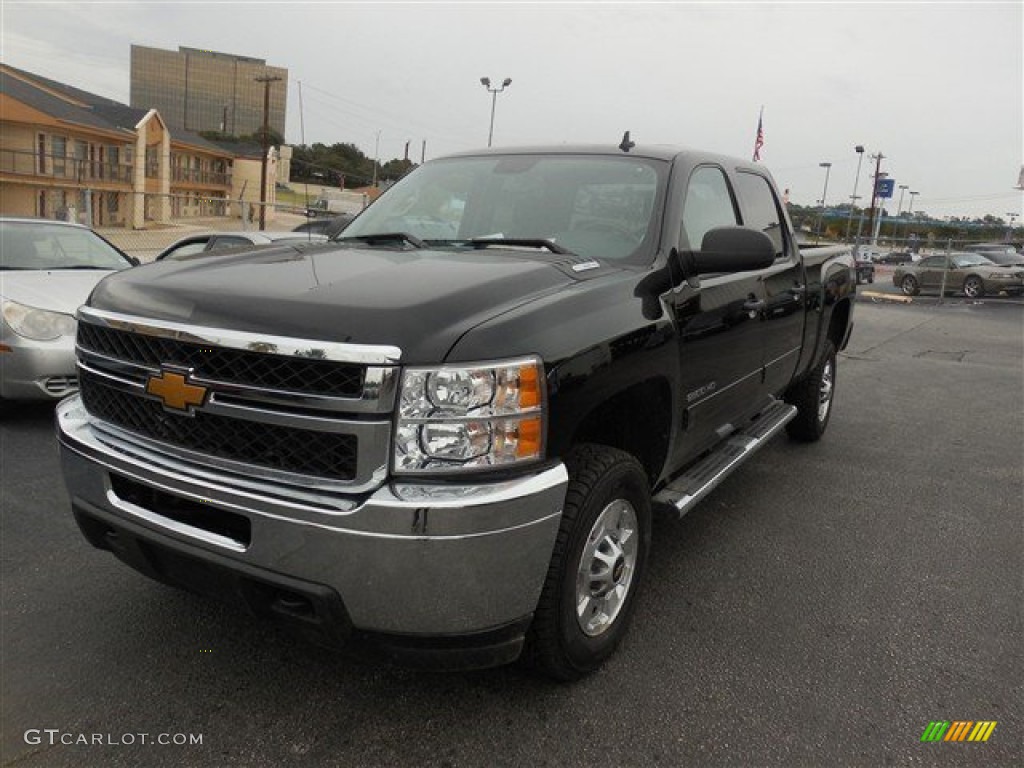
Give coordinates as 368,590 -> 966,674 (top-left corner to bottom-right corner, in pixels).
77,322 -> 365,398
74,307 -> 400,492
79,372 -> 358,480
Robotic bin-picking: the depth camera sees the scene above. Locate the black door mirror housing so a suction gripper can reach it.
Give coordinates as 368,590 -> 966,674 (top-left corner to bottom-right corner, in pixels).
682,226 -> 776,276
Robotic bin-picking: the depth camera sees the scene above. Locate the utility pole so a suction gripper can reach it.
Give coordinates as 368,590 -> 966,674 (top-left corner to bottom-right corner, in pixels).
255,74 -> 282,231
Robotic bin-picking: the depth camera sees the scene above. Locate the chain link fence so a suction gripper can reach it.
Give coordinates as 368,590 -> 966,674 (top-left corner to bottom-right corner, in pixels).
83,192 -> 318,262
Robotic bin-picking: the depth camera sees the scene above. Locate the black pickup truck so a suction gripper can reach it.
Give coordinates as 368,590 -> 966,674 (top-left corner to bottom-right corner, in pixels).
57,142 -> 855,680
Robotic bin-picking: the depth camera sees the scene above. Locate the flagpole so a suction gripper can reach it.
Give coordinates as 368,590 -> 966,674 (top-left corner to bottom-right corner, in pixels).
752,106 -> 764,162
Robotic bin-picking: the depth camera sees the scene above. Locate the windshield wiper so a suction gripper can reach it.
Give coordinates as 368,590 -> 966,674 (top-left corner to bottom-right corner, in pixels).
336,232 -> 425,249
465,238 -> 575,256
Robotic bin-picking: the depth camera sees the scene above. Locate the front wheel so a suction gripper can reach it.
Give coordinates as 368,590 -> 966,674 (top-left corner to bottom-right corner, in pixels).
963,276 -> 985,298
900,275 -> 920,296
785,340 -> 837,443
525,444 -> 651,681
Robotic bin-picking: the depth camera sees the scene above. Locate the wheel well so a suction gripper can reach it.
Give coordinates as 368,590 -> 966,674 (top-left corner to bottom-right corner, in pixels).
569,378 -> 671,487
827,298 -> 852,351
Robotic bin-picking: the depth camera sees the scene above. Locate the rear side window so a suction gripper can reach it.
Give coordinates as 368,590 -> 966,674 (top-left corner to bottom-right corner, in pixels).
209,236 -> 251,250
681,166 -> 738,250
734,172 -> 788,258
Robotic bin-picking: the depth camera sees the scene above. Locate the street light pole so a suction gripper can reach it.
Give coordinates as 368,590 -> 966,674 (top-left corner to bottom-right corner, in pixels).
480,77 -> 511,147
895,184 -> 908,247
816,162 -> 832,241
1006,212 -> 1018,241
867,152 -> 885,246
846,145 -> 866,241
904,190 -> 919,243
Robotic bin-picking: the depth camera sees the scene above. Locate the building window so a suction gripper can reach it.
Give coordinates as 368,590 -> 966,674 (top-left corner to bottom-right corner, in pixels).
106,192 -> 120,214
52,136 -> 67,177
37,134 -> 46,174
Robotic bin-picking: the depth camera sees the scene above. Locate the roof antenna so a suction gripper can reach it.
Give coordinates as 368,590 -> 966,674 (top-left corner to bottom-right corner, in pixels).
618,131 -> 635,153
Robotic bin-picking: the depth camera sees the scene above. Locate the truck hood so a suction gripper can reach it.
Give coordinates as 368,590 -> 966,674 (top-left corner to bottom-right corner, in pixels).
88,244 -> 599,362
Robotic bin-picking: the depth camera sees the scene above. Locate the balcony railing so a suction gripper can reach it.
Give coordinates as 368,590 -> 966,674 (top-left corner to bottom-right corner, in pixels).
1,148 -> 232,188
171,167 -> 231,186
1,148 -> 132,184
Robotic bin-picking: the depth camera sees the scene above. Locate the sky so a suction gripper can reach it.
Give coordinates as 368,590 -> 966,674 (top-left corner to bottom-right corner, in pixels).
2,1 -> 1022,221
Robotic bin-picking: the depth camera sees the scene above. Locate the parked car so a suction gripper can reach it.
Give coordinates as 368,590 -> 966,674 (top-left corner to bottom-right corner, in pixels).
877,251 -> 915,265
893,252 -> 1024,298
154,230 -> 327,261
292,213 -> 355,238
1,217 -> 135,403
970,248 -> 1024,268
966,243 -> 1021,260
854,255 -> 875,284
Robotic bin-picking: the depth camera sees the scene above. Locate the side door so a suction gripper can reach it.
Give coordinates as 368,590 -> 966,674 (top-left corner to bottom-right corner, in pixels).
668,165 -> 768,466
732,171 -> 807,397
916,255 -> 946,290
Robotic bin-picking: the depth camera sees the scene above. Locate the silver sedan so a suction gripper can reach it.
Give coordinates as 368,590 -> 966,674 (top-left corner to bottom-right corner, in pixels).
1,218 -> 135,403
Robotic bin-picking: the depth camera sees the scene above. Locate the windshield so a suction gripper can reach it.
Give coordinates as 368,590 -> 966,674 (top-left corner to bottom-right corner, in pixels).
0,221 -> 131,271
952,254 -> 995,268
341,154 -> 667,263
981,252 -> 1020,266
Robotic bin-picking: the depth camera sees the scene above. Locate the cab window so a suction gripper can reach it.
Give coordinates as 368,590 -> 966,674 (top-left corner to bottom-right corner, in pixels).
681,166 -> 738,250
734,172 -> 789,259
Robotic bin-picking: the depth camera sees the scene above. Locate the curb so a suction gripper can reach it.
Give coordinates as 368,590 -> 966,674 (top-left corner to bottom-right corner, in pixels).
859,291 -> 913,304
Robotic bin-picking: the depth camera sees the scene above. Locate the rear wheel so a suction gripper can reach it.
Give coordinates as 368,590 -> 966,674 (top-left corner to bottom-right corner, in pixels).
900,275 -> 920,296
785,340 -> 837,443
963,276 -> 985,298
525,444 -> 651,681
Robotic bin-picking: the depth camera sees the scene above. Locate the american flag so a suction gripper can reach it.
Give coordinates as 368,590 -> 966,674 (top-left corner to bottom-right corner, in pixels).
752,109 -> 764,162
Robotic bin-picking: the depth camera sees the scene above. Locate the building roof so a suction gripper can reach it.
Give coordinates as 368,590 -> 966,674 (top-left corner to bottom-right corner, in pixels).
1,64 -> 235,157
0,65 -> 133,137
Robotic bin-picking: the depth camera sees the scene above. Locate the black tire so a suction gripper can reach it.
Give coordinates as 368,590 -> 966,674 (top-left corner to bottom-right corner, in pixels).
900,275 -> 920,296
963,275 -> 985,299
785,339 -> 837,443
867,275 -> 874,284
525,444 -> 651,681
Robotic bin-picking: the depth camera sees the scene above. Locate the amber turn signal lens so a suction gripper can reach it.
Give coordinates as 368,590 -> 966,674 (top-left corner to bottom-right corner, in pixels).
516,417 -> 542,459
518,364 -> 541,409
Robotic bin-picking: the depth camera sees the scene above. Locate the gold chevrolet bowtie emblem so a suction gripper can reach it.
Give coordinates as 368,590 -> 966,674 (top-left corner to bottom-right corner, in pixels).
146,370 -> 208,412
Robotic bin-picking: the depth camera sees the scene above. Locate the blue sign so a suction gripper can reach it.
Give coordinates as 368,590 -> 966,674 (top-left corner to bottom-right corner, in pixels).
876,178 -> 895,198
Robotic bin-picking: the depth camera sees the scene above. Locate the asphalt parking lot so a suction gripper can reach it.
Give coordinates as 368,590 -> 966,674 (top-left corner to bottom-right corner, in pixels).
2,299 -> 1021,768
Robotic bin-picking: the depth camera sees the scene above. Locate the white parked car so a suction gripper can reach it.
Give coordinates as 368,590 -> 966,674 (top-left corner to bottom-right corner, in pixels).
154,230 -> 328,261
1,217 -> 136,403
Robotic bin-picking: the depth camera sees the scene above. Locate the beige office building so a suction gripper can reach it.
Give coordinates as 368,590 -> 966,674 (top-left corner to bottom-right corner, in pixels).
130,45 -> 287,139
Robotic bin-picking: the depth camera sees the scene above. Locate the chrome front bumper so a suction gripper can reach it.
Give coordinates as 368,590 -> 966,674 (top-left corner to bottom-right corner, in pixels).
56,396 -> 567,638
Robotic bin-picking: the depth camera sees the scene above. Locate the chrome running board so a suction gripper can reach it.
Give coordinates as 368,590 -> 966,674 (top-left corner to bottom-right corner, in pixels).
653,399 -> 797,518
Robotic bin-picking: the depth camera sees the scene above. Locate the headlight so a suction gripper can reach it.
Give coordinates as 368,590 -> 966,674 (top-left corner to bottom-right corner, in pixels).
394,357 -> 544,474
1,299 -> 77,341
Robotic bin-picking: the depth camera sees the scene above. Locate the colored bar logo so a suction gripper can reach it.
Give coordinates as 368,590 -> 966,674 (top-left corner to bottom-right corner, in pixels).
921,721 -> 997,742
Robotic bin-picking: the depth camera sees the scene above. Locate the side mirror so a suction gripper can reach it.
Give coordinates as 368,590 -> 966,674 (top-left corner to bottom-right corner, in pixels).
682,226 -> 776,275
128,256 -> 141,267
